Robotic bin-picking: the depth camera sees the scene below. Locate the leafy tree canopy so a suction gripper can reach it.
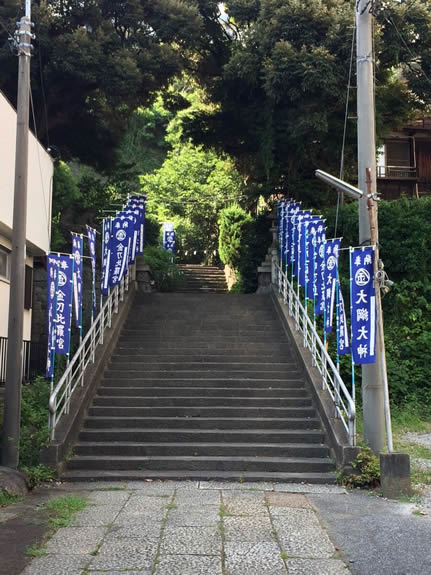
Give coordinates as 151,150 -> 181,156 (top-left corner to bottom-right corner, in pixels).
0,0 -> 227,167
181,0 -> 431,198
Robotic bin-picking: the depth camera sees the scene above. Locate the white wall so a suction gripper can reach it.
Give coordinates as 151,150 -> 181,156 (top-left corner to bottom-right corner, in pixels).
0,91 -> 52,341
0,90 -> 53,255
0,234 -> 33,339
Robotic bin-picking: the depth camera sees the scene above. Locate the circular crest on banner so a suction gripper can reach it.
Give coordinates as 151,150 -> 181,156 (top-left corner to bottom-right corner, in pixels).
327,255 -> 336,271
74,250 -> 81,265
104,231 -> 110,243
58,271 -> 67,287
116,229 -> 127,242
319,244 -> 325,258
355,268 -> 370,286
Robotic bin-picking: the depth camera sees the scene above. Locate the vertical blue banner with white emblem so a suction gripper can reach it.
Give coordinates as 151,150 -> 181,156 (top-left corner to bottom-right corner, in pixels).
350,247 -> 376,364
324,239 -> 341,333
337,285 -> 351,356
53,255 -> 74,355
86,226 -> 97,316
292,211 -> 311,278
71,233 -> 83,329
129,195 -> 145,255
46,255 -> 59,378
101,218 -> 112,295
286,203 -> 300,266
315,224 -> 327,315
164,230 -> 176,254
110,215 -> 133,286
297,213 -> 313,284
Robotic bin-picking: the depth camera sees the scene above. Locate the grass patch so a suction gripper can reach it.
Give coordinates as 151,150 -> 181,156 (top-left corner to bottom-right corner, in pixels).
166,503 -> 177,510
25,543 -> 47,557
21,464 -> 57,489
0,491 -> 19,506
44,495 -> 87,528
280,552 -> 290,560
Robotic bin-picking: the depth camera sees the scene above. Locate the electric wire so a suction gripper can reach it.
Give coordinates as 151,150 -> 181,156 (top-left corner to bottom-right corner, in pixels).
336,21 -> 357,238
386,14 -> 431,87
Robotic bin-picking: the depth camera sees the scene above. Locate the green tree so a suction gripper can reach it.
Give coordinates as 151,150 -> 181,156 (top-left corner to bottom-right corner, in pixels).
0,0 -> 204,167
182,0 -> 429,199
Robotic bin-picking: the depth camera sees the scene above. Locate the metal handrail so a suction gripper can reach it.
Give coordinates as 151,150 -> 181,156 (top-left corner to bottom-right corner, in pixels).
48,271 -> 133,439
274,261 -> 356,445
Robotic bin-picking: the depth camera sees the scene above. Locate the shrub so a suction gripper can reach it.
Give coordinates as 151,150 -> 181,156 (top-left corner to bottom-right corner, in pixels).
143,246 -> 184,292
218,205 -> 252,269
341,445 -> 380,488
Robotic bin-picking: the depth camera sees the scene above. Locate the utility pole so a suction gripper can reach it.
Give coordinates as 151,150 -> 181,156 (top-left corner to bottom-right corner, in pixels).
356,0 -> 386,454
2,1 -> 32,468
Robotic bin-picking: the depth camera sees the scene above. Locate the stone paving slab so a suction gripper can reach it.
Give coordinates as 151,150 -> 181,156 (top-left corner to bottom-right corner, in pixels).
168,507 -> 220,526
105,522 -> 163,540
0,511 -> 17,524
224,541 -> 287,575
85,491 -> 131,505
160,525 -> 221,555
224,515 -> 274,543
273,509 -> 335,559
286,558 -> 350,574
21,554 -> 91,575
154,554 -> 223,575
70,505 -> 122,526
44,526 -> 106,555
265,491 -> 313,509
88,539 -> 158,571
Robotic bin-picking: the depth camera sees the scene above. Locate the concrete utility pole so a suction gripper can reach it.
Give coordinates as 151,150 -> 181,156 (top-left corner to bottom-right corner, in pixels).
356,0 -> 386,454
2,1 -> 32,468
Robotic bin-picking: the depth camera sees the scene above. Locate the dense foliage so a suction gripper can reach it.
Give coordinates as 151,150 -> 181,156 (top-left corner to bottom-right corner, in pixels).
218,205 -> 252,269
218,206 -> 272,292
324,197 -> 431,409
142,246 -> 184,292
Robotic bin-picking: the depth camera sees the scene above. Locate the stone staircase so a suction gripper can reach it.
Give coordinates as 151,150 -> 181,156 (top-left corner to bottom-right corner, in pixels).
64,293 -> 336,483
177,264 -> 227,293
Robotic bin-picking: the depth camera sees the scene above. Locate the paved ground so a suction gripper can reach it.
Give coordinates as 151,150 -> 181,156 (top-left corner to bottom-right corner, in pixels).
1,480 -> 431,575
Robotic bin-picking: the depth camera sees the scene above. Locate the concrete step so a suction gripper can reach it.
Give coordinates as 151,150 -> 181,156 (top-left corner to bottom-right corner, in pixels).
111,351 -> 293,360
103,372 -> 301,382
78,428 -> 325,443
67,454 -> 334,473
62,468 -> 337,483
96,386 -> 309,398
92,396 -> 313,408
100,378 -> 306,389
107,361 -> 297,372
114,343 -> 293,352
85,414 -> 320,429
74,442 -> 330,458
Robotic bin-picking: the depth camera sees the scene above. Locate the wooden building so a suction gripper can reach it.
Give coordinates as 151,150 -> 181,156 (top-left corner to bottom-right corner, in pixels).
377,118 -> 431,200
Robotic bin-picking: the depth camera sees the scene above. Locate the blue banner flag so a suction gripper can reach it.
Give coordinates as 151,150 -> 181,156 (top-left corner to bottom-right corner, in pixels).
53,255 -> 74,356
129,195 -> 146,255
296,212 -> 313,283
278,201 -> 285,262
350,247 -> 376,364
101,218 -> 112,295
337,285 -> 350,355
46,255 -> 60,378
304,218 -> 322,297
164,230 -> 176,253
324,239 -> 341,333
315,223 -> 327,315
285,203 -> 300,266
110,215 -> 133,286
71,233 -> 83,329
122,210 -> 139,264
86,226 -> 97,316
292,211 -> 311,278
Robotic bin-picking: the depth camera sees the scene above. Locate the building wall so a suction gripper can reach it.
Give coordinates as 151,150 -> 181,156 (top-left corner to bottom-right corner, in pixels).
0,91 -> 53,255
0,234 -> 33,340
0,91 -> 53,342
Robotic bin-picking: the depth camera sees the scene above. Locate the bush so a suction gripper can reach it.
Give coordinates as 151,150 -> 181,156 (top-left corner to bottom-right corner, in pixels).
144,215 -> 161,247
0,376 -> 53,477
143,246 -> 184,292
341,445 -> 380,489
218,205 -> 252,269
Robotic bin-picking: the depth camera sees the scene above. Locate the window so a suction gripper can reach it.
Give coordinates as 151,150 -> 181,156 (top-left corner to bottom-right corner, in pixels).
0,246 -> 10,280
386,140 -> 412,167
24,265 -> 33,310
